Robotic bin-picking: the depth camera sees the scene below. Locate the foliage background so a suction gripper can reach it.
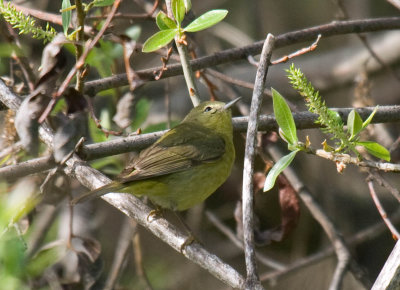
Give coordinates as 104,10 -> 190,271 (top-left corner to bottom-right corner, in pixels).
0,0 -> 400,289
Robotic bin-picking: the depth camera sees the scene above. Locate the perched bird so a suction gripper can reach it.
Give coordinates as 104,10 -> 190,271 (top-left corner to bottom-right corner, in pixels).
72,98 -> 239,211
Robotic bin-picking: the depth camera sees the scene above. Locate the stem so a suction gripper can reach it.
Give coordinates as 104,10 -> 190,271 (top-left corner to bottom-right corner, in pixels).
165,0 -> 200,106
176,42 -> 201,106
74,0 -> 86,92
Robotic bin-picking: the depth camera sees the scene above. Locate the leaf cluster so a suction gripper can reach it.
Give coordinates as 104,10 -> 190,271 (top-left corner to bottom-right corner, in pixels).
0,1 -> 56,43
142,0 -> 228,52
264,65 -> 390,192
287,64 -> 352,150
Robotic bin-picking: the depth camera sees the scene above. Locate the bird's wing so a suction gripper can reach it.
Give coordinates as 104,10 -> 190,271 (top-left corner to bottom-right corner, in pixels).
117,123 -> 226,183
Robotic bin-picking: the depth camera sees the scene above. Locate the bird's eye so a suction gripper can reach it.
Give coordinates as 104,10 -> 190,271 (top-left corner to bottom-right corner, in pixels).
204,106 -> 212,112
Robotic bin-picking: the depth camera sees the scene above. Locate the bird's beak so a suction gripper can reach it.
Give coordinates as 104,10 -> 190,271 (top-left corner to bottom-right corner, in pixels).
224,97 -> 241,110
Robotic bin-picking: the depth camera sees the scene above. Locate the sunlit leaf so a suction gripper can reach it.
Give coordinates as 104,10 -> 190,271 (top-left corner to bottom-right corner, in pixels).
184,9 -> 228,32
156,11 -> 177,30
264,150 -> 298,192
362,106 -> 378,130
142,29 -> 177,52
93,0 -> 115,7
357,141 -> 391,161
61,0 -> 71,35
272,88 -> 298,145
171,0 -> 186,24
347,109 -> 363,139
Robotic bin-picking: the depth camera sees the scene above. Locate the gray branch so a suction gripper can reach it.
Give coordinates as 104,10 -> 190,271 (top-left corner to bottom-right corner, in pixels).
242,33 -> 275,290
83,17 -> 400,95
371,239 -> 400,290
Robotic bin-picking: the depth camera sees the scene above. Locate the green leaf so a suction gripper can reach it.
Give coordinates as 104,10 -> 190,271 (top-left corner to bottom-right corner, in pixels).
156,11 -> 177,30
356,141 -> 391,161
272,88 -> 298,145
172,0 -> 186,24
184,9 -> 228,32
61,0 -> 71,35
142,29 -> 177,52
93,0 -> 115,7
327,109 -> 343,124
347,109 -> 363,139
362,106 -> 378,130
264,150 -> 298,192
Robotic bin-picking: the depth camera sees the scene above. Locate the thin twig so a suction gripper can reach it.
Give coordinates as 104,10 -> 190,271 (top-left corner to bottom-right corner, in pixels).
86,0 -> 159,21
27,205 -> 59,258
332,0 -> 400,82
132,225 -> 154,290
260,209 -> 400,282
242,33 -> 275,290
367,179 -> 400,240
368,170 -> 400,203
205,69 -> 272,97
104,217 -> 138,290
1,21 -> 36,91
74,0 -> 86,93
205,210 -> 286,271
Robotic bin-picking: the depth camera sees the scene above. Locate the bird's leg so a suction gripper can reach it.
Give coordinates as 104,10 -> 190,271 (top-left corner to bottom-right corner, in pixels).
173,212 -> 202,253
146,205 -> 164,222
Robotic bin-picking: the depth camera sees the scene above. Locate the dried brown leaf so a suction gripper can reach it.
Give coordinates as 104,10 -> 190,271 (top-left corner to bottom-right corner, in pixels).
15,93 -> 49,155
255,175 -> 300,245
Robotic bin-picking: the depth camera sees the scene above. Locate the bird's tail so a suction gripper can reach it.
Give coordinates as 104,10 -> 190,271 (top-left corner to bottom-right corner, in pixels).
71,182 -> 123,205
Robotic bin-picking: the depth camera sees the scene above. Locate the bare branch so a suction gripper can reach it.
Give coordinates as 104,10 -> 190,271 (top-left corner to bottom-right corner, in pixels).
2,104 -> 400,180
242,33 -> 275,290
372,239 -> 400,290
367,179 -> 400,240
83,17 -> 400,95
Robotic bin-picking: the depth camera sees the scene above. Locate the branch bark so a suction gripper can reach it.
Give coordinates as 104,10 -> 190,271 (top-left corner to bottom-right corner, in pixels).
242,33 -> 275,290
372,239 -> 400,290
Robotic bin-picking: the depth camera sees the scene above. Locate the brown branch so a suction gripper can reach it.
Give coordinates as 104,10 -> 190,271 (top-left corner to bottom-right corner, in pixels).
367,179 -> 400,240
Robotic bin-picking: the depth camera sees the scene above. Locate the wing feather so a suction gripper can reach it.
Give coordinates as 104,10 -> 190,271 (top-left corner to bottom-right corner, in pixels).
117,123 -> 225,183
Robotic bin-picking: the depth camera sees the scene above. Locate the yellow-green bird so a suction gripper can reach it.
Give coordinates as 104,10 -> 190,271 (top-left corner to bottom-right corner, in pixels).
72,99 -> 239,211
